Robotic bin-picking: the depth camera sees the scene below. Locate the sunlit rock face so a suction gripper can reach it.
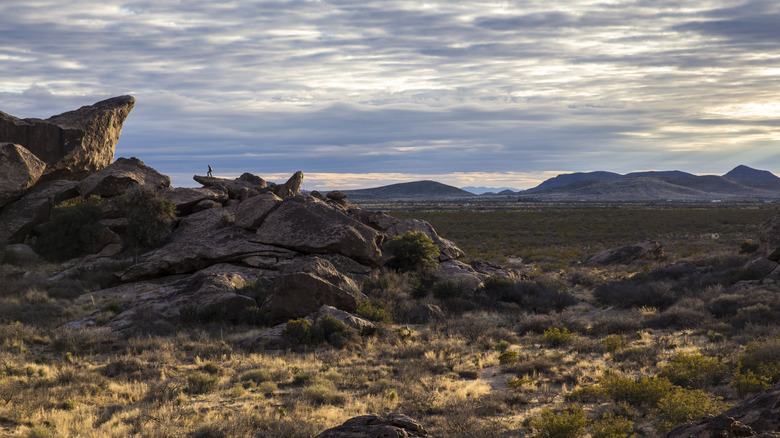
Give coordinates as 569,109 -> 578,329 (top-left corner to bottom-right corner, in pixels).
0,95 -> 135,181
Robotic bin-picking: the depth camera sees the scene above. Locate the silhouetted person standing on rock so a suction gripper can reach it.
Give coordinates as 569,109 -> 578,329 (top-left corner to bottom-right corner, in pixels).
207,165 -> 213,177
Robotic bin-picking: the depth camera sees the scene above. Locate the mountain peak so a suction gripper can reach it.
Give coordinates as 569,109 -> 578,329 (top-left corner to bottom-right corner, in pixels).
724,165 -> 780,181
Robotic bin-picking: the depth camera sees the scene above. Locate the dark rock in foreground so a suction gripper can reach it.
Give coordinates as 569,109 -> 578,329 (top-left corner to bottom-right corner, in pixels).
316,414 -> 432,438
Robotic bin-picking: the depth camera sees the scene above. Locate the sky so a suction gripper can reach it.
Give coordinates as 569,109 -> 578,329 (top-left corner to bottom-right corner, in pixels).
1,0 -> 779,191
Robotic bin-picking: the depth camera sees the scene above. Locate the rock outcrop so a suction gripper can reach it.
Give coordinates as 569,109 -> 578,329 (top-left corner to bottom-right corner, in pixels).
665,383 -> 780,438
263,257 -> 367,322
254,197 -> 385,267
0,143 -> 46,209
0,180 -> 79,244
758,214 -> 780,262
77,157 -> 171,198
587,239 -> 664,265
70,267 -> 266,334
0,96 -> 135,181
193,173 -> 269,199
315,414 -> 432,438
360,211 -> 465,261
272,170 -> 304,198
162,187 -> 229,216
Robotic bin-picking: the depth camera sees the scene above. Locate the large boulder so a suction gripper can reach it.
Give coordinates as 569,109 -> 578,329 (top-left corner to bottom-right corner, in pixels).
71,270 -> 262,334
161,187 -> 229,216
587,240 -> 664,265
360,211 -> 465,261
0,96 -> 135,181
119,207 -> 295,282
435,260 -> 485,293
0,180 -> 79,244
665,383 -> 780,438
263,257 -> 367,322
316,414 -> 431,438
234,192 -> 282,230
758,214 -> 780,262
77,157 -> 170,198
0,143 -> 46,209
253,197 -> 385,267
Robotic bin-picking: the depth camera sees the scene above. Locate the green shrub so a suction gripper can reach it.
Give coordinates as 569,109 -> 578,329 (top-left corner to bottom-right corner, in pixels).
25,426 -> 53,438
236,281 -> 266,305
498,351 -> 519,365
119,187 -> 176,249
654,388 -> 724,432
302,381 -> 346,406
199,361 -> 220,375
734,337 -> 780,384
362,275 -> 391,293
356,299 -> 392,323
564,385 -> 607,403
542,327 -> 574,347
282,318 -> 312,344
657,353 -> 728,389
730,368 -> 772,397
530,406 -> 588,438
311,314 -> 349,344
483,277 -> 578,313
739,241 -> 760,254
35,196 -> 104,261
591,413 -> 635,438
240,369 -> 272,385
187,371 -> 219,394
385,231 -> 440,272
431,280 -> 464,299
507,377 -> 534,388
494,340 -> 511,352
601,334 -> 627,353
599,374 -> 675,408
282,315 -> 350,345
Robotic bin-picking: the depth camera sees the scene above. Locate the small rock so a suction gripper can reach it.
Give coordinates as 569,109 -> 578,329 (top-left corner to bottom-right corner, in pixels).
326,190 -> 347,201
408,303 -> 445,324
2,243 -> 39,266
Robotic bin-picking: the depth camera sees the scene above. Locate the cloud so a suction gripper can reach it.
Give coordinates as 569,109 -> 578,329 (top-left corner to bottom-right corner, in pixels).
1,0 -> 780,188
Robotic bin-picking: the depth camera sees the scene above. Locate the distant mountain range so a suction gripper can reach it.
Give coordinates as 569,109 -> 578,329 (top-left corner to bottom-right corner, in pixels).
518,165 -> 780,201
334,165 -> 780,202
340,180 -> 475,200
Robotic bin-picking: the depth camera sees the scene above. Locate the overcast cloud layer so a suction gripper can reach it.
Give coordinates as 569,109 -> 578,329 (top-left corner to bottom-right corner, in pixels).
1,0 -> 779,189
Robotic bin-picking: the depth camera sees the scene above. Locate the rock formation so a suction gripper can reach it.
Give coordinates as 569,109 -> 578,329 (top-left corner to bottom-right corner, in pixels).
0,143 -> 46,209
665,383 -> 780,438
1,97 -> 518,337
315,414 -> 432,438
193,173 -> 268,199
77,157 -> 171,198
0,180 -> 79,244
587,240 -> 665,265
0,96 -> 135,181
